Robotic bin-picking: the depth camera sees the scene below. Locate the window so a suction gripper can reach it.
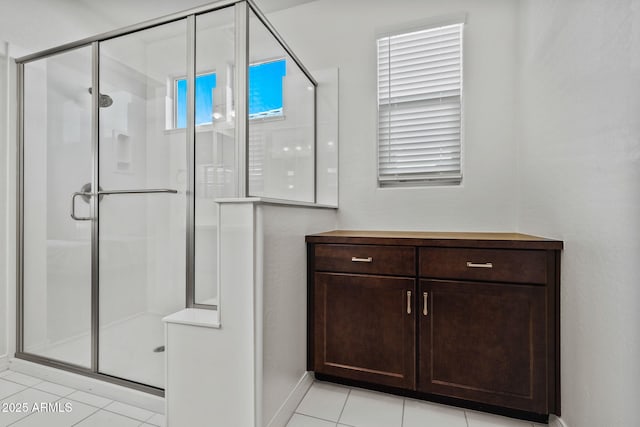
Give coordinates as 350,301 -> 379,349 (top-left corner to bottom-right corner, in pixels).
377,23 -> 463,186
176,73 -> 217,128
174,59 -> 286,128
249,59 -> 286,119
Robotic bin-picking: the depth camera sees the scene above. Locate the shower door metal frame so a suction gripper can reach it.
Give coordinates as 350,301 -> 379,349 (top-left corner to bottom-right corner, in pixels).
14,0 -> 318,396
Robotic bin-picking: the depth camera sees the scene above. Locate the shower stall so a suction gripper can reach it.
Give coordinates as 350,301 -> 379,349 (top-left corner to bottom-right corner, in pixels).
14,0 -> 336,396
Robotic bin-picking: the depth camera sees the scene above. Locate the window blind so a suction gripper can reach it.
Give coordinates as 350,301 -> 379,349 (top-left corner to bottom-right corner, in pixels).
377,23 -> 463,185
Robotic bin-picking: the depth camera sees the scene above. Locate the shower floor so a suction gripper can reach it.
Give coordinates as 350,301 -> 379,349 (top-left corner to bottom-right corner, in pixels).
34,312 -> 166,389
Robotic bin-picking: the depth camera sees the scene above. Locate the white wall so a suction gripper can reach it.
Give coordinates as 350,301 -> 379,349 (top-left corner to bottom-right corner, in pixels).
0,42 -> 8,360
260,204 -> 337,426
516,1 -> 640,426
0,0 -> 316,57
269,0 -> 520,231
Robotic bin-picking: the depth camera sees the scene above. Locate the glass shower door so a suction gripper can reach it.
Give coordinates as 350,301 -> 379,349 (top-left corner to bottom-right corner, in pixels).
97,20 -> 187,388
22,46 -> 93,368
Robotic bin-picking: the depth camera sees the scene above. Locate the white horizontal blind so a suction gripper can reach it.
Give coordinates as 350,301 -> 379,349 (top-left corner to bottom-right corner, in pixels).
377,23 -> 463,185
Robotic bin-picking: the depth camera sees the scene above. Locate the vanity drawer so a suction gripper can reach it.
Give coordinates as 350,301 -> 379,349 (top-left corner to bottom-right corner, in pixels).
419,247 -> 547,284
314,244 -> 415,276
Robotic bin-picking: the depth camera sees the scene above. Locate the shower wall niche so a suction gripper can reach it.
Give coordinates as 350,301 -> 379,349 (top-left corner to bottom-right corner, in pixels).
16,0 -> 336,395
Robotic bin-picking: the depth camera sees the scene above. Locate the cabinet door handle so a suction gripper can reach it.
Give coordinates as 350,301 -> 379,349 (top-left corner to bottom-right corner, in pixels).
406,291 -> 412,315
351,256 -> 373,263
466,262 -> 493,268
423,292 -> 428,316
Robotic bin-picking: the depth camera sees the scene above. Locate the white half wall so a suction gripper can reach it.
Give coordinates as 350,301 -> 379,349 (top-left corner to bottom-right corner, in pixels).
268,0 -> 520,231
516,1 -> 640,427
259,204 -> 337,426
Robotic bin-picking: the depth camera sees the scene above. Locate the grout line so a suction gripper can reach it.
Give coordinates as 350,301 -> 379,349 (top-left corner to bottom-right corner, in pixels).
68,402 -> 151,426
65,394 -> 113,409
0,373 -> 43,388
294,412 -> 350,425
82,400 -> 154,423
69,405 -> 101,427
93,407 -> 150,422
400,398 -> 405,427
141,409 -> 158,424
299,380 -> 315,401
464,410 -> 470,427
285,380 -> 316,426
336,388 -> 351,424
0,386 -> 29,401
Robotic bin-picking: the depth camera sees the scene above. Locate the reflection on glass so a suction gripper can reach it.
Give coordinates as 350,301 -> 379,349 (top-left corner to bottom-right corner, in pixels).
22,47 -> 93,367
98,19 -> 187,388
248,9 -> 315,203
194,7 -> 236,305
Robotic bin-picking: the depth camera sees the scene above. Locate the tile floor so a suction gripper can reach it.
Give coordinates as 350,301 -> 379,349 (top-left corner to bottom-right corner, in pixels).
288,381 -> 547,427
0,370 -> 164,427
1,369 -> 547,427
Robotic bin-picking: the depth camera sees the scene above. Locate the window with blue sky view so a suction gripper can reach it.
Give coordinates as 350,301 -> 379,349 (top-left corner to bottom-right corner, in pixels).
175,58 -> 286,128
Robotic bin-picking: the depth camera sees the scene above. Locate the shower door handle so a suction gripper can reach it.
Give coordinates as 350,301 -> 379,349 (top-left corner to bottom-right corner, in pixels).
97,188 -> 178,196
70,192 -> 93,221
71,189 -> 178,221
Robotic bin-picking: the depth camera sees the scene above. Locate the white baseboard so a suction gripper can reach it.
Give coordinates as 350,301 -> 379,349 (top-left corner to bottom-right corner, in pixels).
8,358 -> 164,413
0,355 -> 8,371
550,415 -> 569,427
267,371 -> 314,427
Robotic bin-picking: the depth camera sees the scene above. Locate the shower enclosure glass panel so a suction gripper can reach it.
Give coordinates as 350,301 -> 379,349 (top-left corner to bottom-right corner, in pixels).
194,7 -> 236,306
98,20 -> 187,389
248,9 -> 316,203
17,0 -> 321,395
22,47 -> 93,367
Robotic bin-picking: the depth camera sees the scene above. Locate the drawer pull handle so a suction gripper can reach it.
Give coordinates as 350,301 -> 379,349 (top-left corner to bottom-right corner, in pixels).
423,292 -> 428,316
351,256 -> 373,263
466,262 -> 493,268
406,291 -> 412,315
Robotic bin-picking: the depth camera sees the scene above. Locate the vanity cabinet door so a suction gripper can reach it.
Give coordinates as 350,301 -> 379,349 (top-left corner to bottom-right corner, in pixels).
314,272 -> 416,389
418,279 -> 547,413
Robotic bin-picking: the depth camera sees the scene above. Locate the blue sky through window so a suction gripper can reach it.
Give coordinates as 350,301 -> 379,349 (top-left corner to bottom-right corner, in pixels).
175,59 -> 286,128
176,73 -> 217,128
249,59 -> 286,118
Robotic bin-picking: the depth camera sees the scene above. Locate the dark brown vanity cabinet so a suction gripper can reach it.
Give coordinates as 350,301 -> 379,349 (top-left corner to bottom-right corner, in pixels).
314,272 -> 416,389
307,231 -> 562,420
418,279 -> 547,413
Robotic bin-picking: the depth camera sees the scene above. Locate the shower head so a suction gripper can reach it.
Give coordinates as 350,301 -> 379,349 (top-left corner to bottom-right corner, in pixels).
88,87 -> 113,108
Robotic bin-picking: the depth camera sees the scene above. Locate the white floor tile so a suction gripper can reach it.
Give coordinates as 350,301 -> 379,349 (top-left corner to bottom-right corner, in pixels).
74,409 -> 142,426
403,399 -> 467,427
67,390 -> 113,408
287,413 -> 337,427
32,381 -> 76,397
467,410 -> 534,427
297,382 -> 350,422
145,412 -> 165,426
104,400 -> 155,421
10,398 -> 98,427
339,389 -> 403,427
0,372 -> 42,387
0,378 -> 27,400
0,388 -> 59,427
